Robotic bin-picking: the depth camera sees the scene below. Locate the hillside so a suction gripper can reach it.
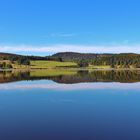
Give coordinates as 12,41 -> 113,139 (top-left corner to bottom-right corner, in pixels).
53,52 -> 140,60
52,52 -> 114,61
52,52 -> 140,68
0,52 -> 21,57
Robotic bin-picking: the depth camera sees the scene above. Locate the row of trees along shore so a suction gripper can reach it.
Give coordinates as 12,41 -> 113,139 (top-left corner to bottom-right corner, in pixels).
90,54 -> 140,68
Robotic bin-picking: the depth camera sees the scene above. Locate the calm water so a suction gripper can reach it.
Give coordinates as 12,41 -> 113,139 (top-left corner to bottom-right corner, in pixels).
0,70 -> 140,140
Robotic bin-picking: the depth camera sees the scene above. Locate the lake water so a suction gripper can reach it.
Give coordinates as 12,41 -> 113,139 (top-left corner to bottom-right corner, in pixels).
0,70 -> 140,140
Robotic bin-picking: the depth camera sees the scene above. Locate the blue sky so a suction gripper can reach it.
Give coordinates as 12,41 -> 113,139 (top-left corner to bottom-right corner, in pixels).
0,0 -> 140,55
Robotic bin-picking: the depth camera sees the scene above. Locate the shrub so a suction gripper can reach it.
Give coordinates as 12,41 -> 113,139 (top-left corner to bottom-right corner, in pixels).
78,60 -> 89,67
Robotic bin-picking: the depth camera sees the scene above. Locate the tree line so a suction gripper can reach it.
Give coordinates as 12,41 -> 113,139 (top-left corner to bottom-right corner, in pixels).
90,54 -> 140,68
53,52 -> 140,68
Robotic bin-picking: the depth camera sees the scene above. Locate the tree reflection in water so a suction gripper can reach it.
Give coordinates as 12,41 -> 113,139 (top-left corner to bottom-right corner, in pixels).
0,70 -> 140,84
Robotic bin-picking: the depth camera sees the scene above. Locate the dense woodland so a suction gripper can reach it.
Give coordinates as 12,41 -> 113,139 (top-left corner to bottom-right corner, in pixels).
90,54 -> 140,68
53,52 -> 140,68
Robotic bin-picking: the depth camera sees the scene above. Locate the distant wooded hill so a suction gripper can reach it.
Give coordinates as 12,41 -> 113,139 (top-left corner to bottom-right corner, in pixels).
53,52 -> 140,68
52,52 -> 114,61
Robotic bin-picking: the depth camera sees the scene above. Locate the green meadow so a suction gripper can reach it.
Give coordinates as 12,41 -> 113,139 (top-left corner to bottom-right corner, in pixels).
30,60 -> 77,69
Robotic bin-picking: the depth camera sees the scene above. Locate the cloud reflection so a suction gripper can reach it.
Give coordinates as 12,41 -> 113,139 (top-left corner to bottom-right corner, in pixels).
0,82 -> 140,91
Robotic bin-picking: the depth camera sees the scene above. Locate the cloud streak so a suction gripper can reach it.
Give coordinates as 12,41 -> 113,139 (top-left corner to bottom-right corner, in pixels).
0,44 -> 140,55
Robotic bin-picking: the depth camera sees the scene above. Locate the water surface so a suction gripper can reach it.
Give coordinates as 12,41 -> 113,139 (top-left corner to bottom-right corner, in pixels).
0,70 -> 140,140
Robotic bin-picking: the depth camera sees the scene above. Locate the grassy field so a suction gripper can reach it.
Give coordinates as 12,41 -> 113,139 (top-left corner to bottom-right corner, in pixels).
0,60 -> 113,70
30,60 -> 77,69
30,60 -> 112,69
0,60 -> 126,70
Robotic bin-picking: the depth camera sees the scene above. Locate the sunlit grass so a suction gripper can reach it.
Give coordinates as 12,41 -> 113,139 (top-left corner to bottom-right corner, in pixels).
30,60 -> 77,69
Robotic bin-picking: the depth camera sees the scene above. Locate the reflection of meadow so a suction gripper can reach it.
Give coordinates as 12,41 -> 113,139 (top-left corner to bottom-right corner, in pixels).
30,69 -> 77,77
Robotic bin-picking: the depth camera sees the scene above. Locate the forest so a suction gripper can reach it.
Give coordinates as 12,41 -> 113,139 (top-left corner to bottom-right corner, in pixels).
53,52 -> 140,68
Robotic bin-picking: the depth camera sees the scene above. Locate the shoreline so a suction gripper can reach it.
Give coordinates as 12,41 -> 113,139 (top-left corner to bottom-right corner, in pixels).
1,67 -> 140,71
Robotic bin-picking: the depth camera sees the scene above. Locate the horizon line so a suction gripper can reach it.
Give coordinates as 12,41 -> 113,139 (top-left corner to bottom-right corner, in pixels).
0,51 -> 140,57
0,44 -> 140,56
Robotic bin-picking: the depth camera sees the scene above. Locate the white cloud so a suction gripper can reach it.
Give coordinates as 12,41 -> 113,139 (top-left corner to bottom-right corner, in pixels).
0,44 -> 140,55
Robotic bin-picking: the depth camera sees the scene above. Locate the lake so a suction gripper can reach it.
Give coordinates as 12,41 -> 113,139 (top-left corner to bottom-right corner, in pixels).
0,70 -> 140,140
